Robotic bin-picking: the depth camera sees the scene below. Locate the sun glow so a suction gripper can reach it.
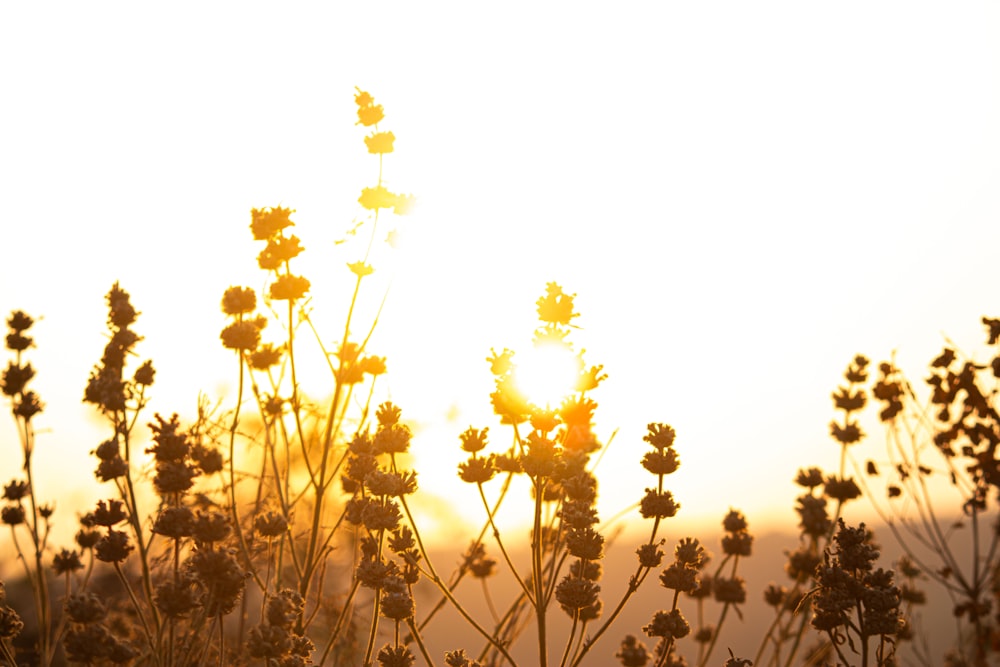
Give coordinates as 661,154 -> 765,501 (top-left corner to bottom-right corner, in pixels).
513,341 -> 583,409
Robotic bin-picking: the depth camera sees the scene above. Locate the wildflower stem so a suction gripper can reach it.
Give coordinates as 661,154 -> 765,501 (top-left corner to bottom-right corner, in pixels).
0,638 -> 18,667
697,601 -> 731,667
482,578 -> 500,625
654,637 -> 677,667
113,561 -> 156,658
397,494 -> 520,667
778,612 -> 811,667
416,472 -> 516,634
285,298 -> 329,605
476,589 -> 529,664
558,612 -> 579,667
118,418 -> 162,645
19,415 -> 52,667
316,577 -> 360,666
570,564 -> 652,667
362,585 -> 381,667
570,495 -> 666,667
406,616 -> 436,667
227,352 -> 266,592
532,477 -> 549,667
476,482 -> 535,605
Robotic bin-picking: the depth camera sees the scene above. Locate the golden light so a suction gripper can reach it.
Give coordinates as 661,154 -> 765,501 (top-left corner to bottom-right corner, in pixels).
512,341 -> 583,409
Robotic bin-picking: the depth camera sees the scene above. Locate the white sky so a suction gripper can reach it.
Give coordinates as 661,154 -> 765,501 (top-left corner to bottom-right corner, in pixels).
2,2 -> 999,543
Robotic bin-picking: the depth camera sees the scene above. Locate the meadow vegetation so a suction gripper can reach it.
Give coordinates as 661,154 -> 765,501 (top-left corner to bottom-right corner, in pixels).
2,91 -> 999,667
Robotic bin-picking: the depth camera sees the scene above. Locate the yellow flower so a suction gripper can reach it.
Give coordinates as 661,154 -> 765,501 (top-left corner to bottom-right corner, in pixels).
268,274 -> 310,301
354,89 -> 385,127
364,131 -> 395,154
250,207 -> 294,241
392,194 -> 416,215
347,262 -> 374,277
358,186 -> 398,211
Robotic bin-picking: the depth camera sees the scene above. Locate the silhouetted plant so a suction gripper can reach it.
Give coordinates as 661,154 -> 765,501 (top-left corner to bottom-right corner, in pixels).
0,89 -> 943,667
854,317 -> 1000,667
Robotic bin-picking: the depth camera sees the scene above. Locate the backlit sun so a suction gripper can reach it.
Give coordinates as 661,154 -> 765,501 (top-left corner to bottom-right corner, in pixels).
513,341 -> 583,409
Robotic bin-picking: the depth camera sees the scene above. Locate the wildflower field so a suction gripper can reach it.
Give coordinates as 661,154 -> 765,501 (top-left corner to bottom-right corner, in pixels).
2,87 -> 1000,667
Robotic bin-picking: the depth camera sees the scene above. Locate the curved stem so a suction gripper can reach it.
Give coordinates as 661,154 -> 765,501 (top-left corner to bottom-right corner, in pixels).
397,493 -> 519,667
476,481 -> 534,604
227,350 -> 266,592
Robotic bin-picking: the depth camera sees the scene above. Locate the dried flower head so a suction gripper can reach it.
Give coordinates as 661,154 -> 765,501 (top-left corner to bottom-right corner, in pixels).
2,480 -> 28,502
355,89 -> 385,127
459,455 -> 497,484
249,343 -> 282,370
639,489 -> 679,519
359,185 -> 399,211
0,604 -> 23,639
266,589 -> 305,628
133,359 -> 155,386
459,426 -> 489,453
643,423 -> 676,451
713,576 -> 747,604
379,576 -> 415,620
674,538 -> 706,567
254,510 -> 289,538
269,274 -> 311,301
722,509 -> 748,533
65,593 -> 108,624
52,549 -> 84,575
566,526 -> 605,560
365,131 -> 395,154
1,362 -> 34,397
637,542 -> 665,569
374,423 -> 412,455
192,511 -> 231,543
556,575 -> 601,612
377,402 -> 402,428
153,505 -> 194,539
824,475 -> 862,503
257,235 -> 304,270
250,206 -> 295,241
91,499 -> 128,527
220,320 -> 262,351
616,634 -> 651,667
643,608 -> 690,640
659,562 -> 699,594
536,282 -> 577,325
155,579 -> 199,619
376,644 -> 415,667
221,286 -> 257,316
794,467 -> 824,489
95,529 -> 133,563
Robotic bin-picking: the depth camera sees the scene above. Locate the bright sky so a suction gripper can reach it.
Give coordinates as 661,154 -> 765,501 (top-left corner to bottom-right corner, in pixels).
2,2 -> 999,545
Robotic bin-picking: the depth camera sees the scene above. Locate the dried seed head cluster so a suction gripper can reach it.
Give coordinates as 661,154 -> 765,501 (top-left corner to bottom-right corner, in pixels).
811,519 -> 903,658
247,589 -> 314,664
62,591 -> 138,664
721,509 -> 753,558
84,283 -> 153,414
829,355 -> 868,446
637,422 -> 683,520
3,310 -> 44,422
0,582 -> 23,640
355,89 -> 414,217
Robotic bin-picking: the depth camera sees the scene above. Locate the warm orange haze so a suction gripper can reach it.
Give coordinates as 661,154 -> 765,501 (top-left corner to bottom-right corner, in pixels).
2,3 -> 1000,666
